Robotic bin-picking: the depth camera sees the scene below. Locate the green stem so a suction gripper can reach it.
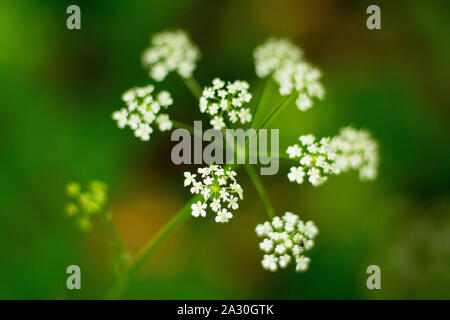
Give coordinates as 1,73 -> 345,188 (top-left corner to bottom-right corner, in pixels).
171,119 -> 195,133
256,94 -> 293,130
244,164 -> 275,219
241,95 -> 294,152
133,195 -> 201,271
247,152 -> 297,162
247,78 -> 267,130
103,262 -> 132,300
182,77 -> 202,99
99,211 -> 132,300
99,210 -> 126,254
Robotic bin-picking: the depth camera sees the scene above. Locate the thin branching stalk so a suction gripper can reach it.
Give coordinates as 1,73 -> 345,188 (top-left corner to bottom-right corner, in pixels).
244,164 -> 275,218
256,94 -> 294,130
133,195 -> 201,270
247,78 -> 267,130
99,210 -> 127,253
182,77 -> 202,99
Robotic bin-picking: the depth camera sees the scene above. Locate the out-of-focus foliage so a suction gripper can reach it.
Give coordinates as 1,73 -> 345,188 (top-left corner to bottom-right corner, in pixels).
0,0 -> 448,299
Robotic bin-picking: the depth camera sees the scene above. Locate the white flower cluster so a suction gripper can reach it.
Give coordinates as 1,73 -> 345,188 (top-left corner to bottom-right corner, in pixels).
142,30 -> 201,81
255,212 -> 318,272
199,78 -> 252,130
184,165 -> 243,223
254,38 -> 324,111
331,126 -> 379,181
286,134 -> 338,186
112,85 -> 173,141
254,38 -> 303,78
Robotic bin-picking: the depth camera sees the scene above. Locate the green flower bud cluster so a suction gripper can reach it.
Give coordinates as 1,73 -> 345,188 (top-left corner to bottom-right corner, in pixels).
65,180 -> 108,232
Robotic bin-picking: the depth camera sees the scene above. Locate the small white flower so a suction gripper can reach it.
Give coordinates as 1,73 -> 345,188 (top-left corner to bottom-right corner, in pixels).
219,188 -> 229,201
215,208 -> 232,223
190,181 -> 202,194
210,116 -> 225,130
142,110 -> 156,123
128,114 -> 140,130
191,201 -> 207,217
200,97 -> 208,112
210,198 -> 221,212
299,134 -> 315,145
157,91 -> 173,107
275,244 -> 286,255
135,123 -> 153,141
156,114 -> 173,131
304,220 -> 319,239
201,187 -> 211,200
203,176 -> 213,185
219,99 -> 228,110
287,166 -> 305,184
272,216 -> 283,229
218,90 -> 228,99
285,239 -> 293,248
286,144 -> 302,158
279,254 -> 291,268
292,245 -> 303,256
227,196 -> 239,210
238,108 -> 252,124
259,238 -> 274,252
198,167 -> 211,178
112,108 -> 129,128
226,170 -> 236,177
150,64 -> 167,81
229,110 -> 238,123
184,172 -> 196,186
208,103 -> 219,115
304,239 -> 314,250
203,88 -> 214,99
150,102 -> 160,114
262,254 -> 278,272
295,256 -> 311,272
283,211 -> 299,225
255,225 -> 266,237
296,93 -> 312,111
212,78 -> 225,89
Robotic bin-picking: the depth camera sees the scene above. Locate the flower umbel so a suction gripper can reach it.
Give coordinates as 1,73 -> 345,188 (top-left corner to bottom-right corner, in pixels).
142,30 -> 201,81
254,38 -> 324,111
199,78 -> 252,130
112,85 -> 173,141
287,134 -> 338,186
254,38 -> 303,78
286,127 -> 379,186
64,180 -> 108,231
184,165 -> 243,223
331,126 -> 379,181
256,212 -> 318,272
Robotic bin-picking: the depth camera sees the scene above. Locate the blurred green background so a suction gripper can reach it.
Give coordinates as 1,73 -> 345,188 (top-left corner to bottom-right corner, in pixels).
1,0 -> 449,299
